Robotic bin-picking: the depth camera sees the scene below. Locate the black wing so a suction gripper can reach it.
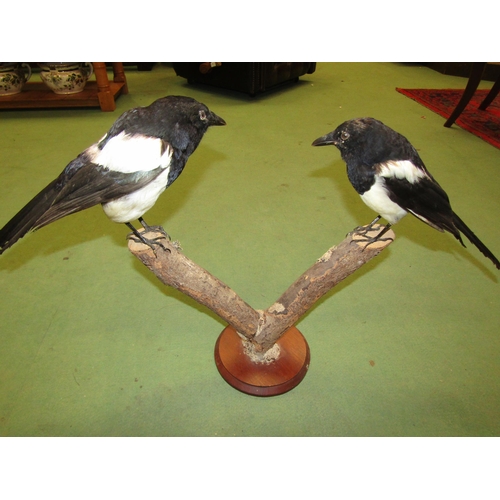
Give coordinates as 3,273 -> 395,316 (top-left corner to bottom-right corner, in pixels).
0,157 -> 164,254
384,175 -> 463,241
35,162 -> 165,228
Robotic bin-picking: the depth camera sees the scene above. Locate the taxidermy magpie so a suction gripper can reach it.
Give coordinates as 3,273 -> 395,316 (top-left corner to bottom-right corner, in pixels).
0,95 -> 226,255
312,117 -> 500,270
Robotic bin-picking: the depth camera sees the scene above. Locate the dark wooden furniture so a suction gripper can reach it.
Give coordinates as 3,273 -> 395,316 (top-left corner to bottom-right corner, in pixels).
0,63 -> 128,112
444,62 -> 500,127
173,62 -> 316,96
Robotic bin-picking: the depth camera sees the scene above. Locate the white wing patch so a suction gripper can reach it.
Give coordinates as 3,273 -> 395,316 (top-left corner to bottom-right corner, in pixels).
87,131 -> 172,174
84,131 -> 174,223
378,160 -> 429,184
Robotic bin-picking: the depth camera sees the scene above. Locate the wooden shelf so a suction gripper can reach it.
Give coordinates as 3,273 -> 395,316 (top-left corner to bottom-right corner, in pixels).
0,62 -> 128,112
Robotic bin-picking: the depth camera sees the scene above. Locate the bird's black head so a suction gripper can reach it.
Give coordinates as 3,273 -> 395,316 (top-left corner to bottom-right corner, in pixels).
175,95 -> 225,125
312,117 -> 398,165
150,95 -> 226,132
154,96 -> 225,155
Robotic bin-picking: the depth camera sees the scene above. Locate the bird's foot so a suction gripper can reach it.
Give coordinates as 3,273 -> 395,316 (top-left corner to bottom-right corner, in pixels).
127,231 -> 171,255
126,221 -> 171,255
355,233 -> 394,251
350,216 -> 382,238
138,218 -> 171,241
351,222 -> 393,251
146,225 -> 171,241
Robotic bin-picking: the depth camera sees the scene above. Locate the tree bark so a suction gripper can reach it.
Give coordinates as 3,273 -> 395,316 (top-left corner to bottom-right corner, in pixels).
128,225 -> 394,353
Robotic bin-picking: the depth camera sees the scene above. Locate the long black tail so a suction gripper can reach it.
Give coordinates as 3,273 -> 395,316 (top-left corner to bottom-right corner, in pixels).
452,212 -> 500,270
0,179 -> 60,255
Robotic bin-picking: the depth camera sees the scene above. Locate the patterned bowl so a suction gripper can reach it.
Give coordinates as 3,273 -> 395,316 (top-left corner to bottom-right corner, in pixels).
0,63 -> 32,96
38,62 -> 81,71
39,62 -> 93,94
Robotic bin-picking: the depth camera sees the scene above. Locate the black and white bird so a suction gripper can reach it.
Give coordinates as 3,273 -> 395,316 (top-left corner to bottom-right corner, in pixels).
0,95 -> 226,255
312,117 -> 500,270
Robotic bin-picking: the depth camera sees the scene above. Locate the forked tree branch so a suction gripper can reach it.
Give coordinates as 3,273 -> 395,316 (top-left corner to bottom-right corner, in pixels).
128,225 -> 394,353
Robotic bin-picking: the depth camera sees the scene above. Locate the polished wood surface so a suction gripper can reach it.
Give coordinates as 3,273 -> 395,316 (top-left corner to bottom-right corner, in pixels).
214,325 -> 310,397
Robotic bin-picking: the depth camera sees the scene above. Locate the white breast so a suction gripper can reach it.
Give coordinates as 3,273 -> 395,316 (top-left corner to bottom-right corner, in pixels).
360,176 -> 407,225
102,168 -> 172,223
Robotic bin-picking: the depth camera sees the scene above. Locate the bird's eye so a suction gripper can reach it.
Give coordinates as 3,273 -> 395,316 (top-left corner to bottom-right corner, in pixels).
199,110 -> 207,121
340,131 -> 350,141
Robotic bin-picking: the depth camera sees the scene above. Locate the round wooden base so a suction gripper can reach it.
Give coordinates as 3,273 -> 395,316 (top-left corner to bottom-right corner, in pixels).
214,325 -> 310,397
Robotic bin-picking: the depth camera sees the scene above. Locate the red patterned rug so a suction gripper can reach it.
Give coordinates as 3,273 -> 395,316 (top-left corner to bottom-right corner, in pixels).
396,88 -> 500,150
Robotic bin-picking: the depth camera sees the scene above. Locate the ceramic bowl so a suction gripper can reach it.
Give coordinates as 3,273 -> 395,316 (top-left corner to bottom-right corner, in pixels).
39,62 -> 93,94
38,62 -> 81,71
0,63 -> 32,96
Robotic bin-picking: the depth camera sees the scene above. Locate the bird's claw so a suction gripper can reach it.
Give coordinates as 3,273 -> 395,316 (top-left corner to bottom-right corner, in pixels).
145,225 -> 171,241
349,216 -> 382,238
138,218 -> 171,241
350,225 -> 373,238
353,233 -> 394,251
127,231 -> 171,255
350,219 -> 393,251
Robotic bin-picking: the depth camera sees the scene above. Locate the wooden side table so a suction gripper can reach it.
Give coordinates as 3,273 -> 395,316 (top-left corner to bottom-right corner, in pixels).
0,62 -> 128,112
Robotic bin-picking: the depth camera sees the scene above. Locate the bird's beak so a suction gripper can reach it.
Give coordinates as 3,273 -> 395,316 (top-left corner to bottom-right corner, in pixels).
312,132 -> 336,147
209,111 -> 226,126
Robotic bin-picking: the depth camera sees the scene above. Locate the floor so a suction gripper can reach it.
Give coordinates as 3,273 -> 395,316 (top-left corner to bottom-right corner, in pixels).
0,63 -> 499,437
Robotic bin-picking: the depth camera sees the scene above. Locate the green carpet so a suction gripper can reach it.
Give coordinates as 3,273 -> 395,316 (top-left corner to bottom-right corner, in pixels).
0,63 -> 499,437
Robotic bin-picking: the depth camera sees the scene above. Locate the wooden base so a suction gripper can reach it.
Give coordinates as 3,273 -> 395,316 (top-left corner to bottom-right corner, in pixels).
214,325 -> 310,397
